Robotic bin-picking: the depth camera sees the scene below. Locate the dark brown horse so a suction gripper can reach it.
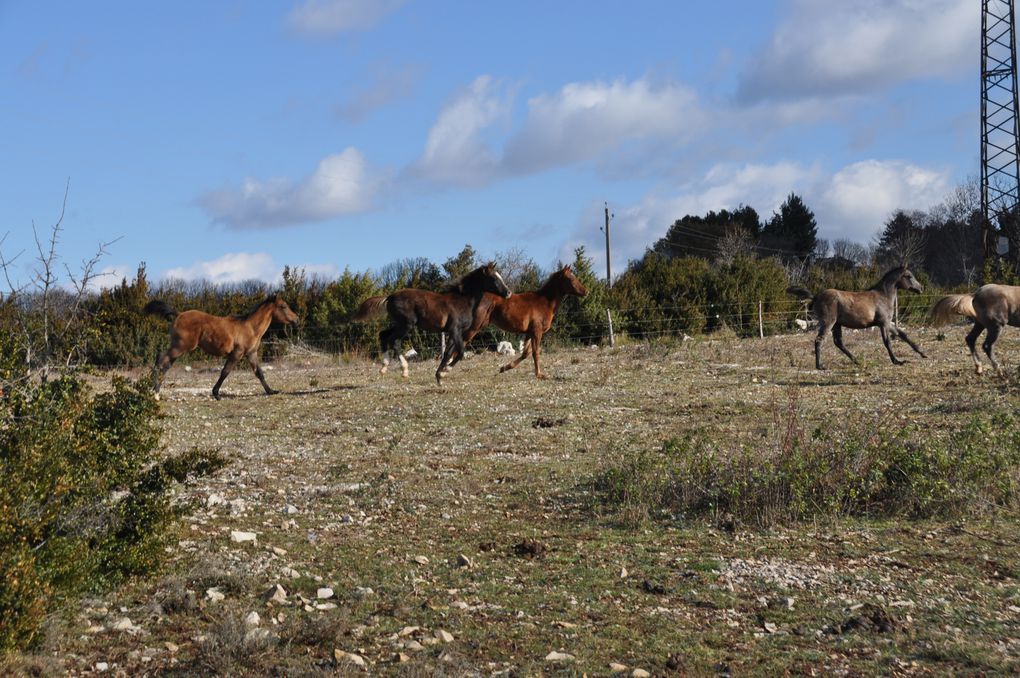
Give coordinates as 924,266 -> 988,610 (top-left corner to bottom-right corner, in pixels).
788,266 -> 926,370
352,263 -> 511,385
459,265 -> 587,379
145,293 -> 299,400
930,284 -> 1020,374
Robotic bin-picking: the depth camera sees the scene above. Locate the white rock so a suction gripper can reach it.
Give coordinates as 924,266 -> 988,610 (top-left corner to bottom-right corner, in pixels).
632,670 -> 650,678
403,348 -> 418,359
353,587 -> 374,598
230,530 -> 257,543
316,587 -> 334,600
545,651 -> 575,662
95,662 -> 110,672
263,584 -> 287,604
228,499 -> 246,515
112,617 -> 140,633
496,341 -> 515,356
315,602 -> 338,611
334,650 -> 366,667
436,629 -> 454,643
284,504 -> 300,515
245,612 -> 261,628
412,555 -> 429,565
205,588 -> 225,603
206,494 -> 224,507
281,567 -> 300,579
609,663 -> 628,674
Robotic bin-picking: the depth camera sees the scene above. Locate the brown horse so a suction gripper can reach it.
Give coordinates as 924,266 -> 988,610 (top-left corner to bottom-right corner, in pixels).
788,266 -> 926,370
145,293 -> 299,400
458,265 -> 588,379
931,284 -> 1020,374
352,263 -> 511,385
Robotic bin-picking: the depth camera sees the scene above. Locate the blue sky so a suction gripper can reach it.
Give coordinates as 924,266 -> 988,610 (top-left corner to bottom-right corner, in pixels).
0,0 -> 977,288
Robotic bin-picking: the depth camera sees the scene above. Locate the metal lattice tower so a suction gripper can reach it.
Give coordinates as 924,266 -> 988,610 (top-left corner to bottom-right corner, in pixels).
982,0 -> 1020,259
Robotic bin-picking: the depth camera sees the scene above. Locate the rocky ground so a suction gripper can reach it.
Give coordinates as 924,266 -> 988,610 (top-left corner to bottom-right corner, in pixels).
7,327 -> 1020,676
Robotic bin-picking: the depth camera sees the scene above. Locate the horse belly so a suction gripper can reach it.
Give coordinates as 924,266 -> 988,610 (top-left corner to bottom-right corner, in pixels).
197,327 -> 234,356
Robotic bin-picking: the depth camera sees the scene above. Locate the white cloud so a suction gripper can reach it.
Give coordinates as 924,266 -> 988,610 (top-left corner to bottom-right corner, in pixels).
411,75 -> 512,186
162,252 -> 340,285
286,0 -> 405,36
815,160 -> 951,241
738,0 -> 975,102
504,78 -> 705,174
83,264 -> 133,293
198,148 -> 377,229
560,159 -> 950,274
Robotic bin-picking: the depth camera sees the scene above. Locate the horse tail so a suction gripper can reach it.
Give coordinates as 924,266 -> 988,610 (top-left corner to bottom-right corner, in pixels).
351,295 -> 389,322
786,286 -> 813,301
929,294 -> 976,326
143,300 -> 177,322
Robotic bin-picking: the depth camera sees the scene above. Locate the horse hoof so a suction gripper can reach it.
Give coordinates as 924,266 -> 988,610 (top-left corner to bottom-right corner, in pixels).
265,389 -> 279,396
402,372 -> 409,379
213,393 -> 222,401
154,392 -> 161,402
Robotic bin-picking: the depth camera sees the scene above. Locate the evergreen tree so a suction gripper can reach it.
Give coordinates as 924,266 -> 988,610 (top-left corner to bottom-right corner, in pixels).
761,193 -> 818,261
442,244 -> 478,280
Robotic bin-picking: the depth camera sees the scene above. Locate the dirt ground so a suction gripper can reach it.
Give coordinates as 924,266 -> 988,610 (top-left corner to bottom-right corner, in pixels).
11,325 -> 1020,676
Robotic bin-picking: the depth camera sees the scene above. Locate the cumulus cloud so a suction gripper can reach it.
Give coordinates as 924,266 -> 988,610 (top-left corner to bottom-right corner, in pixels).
560,159 -> 950,274
286,0 -> 405,36
413,76 -> 706,186
738,0 -> 975,102
410,75 -> 512,186
198,148 -> 377,229
503,78 -> 705,174
814,160 -> 951,241
162,252 -> 340,285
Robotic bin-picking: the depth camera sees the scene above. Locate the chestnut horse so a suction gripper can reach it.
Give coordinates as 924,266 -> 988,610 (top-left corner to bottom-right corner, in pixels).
788,266 -> 926,370
145,293 -> 299,400
459,265 -> 588,379
930,283 -> 1020,374
352,263 -> 511,385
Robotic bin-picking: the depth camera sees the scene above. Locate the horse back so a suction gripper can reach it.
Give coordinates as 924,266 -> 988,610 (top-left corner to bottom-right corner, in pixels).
172,310 -> 240,355
491,292 -> 555,334
974,284 -> 1020,325
815,289 -> 881,329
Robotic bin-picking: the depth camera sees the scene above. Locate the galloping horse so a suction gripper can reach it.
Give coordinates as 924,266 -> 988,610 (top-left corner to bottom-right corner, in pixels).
788,266 -> 926,370
930,284 -> 1020,374
459,265 -> 588,379
145,293 -> 299,400
352,263 -> 511,385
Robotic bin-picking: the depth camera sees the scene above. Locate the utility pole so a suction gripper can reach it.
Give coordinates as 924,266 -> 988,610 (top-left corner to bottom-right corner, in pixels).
601,202 -> 615,347
603,202 -> 613,285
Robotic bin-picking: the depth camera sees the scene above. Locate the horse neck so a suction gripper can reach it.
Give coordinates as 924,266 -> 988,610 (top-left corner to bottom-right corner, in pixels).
245,301 -> 276,336
537,275 -> 568,301
872,271 -> 901,299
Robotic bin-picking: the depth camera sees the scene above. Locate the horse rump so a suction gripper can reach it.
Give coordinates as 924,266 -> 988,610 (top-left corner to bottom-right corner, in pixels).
351,295 -> 388,322
143,300 -> 177,322
929,294 -> 976,326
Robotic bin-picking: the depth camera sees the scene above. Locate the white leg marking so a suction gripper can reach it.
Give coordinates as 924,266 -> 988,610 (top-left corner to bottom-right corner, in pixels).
398,353 -> 409,378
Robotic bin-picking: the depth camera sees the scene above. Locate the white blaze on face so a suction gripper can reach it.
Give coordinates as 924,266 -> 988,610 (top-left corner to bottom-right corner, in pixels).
494,270 -> 510,296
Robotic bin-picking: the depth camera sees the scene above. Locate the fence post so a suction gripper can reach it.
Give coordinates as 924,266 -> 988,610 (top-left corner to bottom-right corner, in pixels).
606,309 -> 615,347
758,300 -> 764,338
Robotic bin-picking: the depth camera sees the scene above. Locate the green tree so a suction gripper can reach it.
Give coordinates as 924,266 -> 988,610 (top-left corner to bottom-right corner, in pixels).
761,193 -> 818,261
442,244 -> 478,280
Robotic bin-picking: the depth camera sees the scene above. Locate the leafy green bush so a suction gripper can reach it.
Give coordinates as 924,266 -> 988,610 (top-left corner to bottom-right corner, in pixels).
0,376 -> 226,652
590,410 -> 1020,528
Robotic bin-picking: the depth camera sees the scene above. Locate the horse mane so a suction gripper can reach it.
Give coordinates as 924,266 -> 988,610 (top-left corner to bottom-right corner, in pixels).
537,268 -> 567,296
235,294 -> 278,320
443,264 -> 492,294
870,266 -> 906,291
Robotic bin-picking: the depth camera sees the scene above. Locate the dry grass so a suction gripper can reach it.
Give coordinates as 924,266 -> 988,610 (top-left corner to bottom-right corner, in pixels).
15,326 -> 1020,675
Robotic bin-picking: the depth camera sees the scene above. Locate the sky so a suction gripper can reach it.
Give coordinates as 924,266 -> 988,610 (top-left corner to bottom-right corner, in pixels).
0,0 -> 978,289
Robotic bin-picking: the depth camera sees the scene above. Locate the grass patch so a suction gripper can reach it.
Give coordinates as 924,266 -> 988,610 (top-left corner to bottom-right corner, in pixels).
590,404 -> 1020,527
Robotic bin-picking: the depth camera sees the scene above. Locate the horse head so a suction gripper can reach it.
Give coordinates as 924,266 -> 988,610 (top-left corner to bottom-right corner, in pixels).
560,265 -> 588,297
271,293 -> 300,325
896,268 -> 923,294
478,262 -> 512,298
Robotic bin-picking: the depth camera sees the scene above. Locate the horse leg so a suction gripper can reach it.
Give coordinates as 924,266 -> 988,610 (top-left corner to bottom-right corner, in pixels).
814,323 -> 831,370
436,332 -> 464,386
880,325 -> 904,365
530,331 -> 546,379
831,324 -> 857,365
983,323 -> 1002,373
152,346 -> 185,401
896,328 -> 927,358
247,350 -> 278,395
211,353 -> 240,400
500,337 -> 531,373
378,328 -> 392,375
966,322 -> 986,374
